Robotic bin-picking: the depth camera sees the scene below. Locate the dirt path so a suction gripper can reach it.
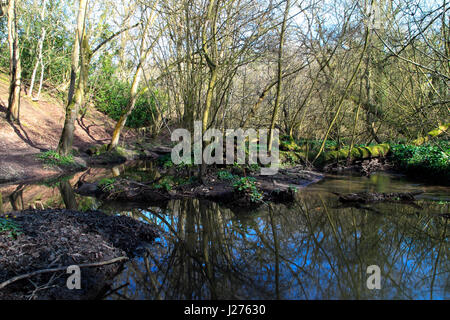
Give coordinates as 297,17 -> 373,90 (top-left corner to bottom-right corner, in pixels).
0,72 -> 137,183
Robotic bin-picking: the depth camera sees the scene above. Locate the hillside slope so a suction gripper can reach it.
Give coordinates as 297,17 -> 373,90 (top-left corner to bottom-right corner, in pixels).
0,72 -> 135,183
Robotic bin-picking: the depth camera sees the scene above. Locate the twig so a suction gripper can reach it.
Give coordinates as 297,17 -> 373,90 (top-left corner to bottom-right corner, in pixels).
0,256 -> 129,290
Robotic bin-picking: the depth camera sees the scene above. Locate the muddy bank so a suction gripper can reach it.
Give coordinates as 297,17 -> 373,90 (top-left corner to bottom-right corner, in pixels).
0,209 -> 157,300
76,166 -> 324,210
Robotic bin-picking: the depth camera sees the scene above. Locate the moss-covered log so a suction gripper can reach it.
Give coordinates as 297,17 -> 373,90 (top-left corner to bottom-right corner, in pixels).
280,143 -> 391,164
412,123 -> 449,146
320,144 -> 390,163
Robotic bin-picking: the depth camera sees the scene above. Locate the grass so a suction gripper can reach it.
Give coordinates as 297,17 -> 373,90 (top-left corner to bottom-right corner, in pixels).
37,150 -> 75,167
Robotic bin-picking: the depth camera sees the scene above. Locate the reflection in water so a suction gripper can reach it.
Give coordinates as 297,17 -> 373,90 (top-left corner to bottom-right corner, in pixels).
58,180 -> 78,210
0,166 -> 449,300
0,160 -> 159,212
108,192 -> 449,300
9,185 -> 25,211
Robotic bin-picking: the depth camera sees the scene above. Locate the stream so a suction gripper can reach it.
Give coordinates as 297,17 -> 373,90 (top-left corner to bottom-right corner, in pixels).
0,162 -> 449,300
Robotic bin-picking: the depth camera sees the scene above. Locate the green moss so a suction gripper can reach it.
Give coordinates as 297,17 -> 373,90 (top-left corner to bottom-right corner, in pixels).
413,123 -> 449,146
280,136 -> 303,151
280,151 -> 306,163
319,144 -> 390,163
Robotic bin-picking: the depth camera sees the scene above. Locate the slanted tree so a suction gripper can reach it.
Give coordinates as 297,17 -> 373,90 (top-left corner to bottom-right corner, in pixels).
108,1 -> 160,150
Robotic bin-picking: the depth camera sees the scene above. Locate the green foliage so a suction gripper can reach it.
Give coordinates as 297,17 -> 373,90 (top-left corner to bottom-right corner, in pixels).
37,150 -> 75,167
297,139 -> 338,152
390,142 -> 450,181
233,177 -> 263,203
280,135 -> 302,151
92,54 -> 163,128
248,164 -> 261,172
0,216 -> 23,239
158,154 -> 174,168
98,178 -> 116,192
217,170 -> 236,181
153,176 -> 174,191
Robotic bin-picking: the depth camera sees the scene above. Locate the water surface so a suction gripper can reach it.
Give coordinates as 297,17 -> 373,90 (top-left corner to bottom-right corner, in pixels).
1,166 -> 448,300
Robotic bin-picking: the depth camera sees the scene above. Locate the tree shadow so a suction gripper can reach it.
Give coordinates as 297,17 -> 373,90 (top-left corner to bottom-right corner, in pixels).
9,119 -> 48,152
1,99 -> 47,152
77,113 -> 110,145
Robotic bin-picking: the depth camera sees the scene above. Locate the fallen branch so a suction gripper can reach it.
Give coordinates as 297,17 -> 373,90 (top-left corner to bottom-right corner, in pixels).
0,256 -> 129,290
333,191 -> 423,203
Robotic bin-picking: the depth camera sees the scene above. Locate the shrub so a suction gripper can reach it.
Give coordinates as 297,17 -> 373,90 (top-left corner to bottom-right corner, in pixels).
390,142 -> 450,182
92,56 -> 163,129
153,176 -> 174,191
233,177 -> 263,203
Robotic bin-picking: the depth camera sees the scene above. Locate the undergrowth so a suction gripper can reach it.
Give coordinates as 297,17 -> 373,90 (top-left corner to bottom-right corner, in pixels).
0,216 -> 23,239
37,150 -> 75,167
390,142 -> 449,182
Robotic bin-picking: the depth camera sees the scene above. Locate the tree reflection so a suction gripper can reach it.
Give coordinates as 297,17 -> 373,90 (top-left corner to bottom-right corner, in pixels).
9,184 -> 25,211
107,193 -> 449,300
58,180 -> 78,210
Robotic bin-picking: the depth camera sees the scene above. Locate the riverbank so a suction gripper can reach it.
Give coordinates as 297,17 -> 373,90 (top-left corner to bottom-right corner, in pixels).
76,165 -> 324,210
0,209 -> 157,299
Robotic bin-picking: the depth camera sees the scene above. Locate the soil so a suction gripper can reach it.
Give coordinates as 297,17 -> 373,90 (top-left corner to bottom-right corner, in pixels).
0,72 -> 138,184
0,209 -> 158,300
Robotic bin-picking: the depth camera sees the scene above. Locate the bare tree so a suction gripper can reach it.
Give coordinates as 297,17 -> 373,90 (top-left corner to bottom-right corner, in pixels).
7,0 -> 22,122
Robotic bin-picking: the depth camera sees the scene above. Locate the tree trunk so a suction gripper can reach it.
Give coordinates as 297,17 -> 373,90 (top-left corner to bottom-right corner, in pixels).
57,0 -> 89,156
108,66 -> 144,150
67,0 -> 87,107
313,19 -> 371,163
7,0 -> 21,122
268,0 -> 290,152
28,0 -> 47,100
108,5 -> 157,149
